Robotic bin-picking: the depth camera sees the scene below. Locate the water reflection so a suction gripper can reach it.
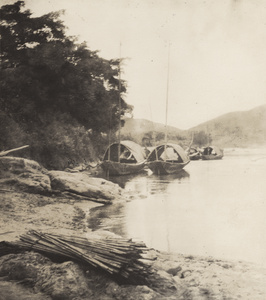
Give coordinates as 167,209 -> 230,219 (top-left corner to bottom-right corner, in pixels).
105,169 -> 149,188
89,149 -> 266,266
89,170 -> 190,235
106,169 -> 190,190
88,202 -> 126,236
149,169 -> 190,181
144,170 -> 190,195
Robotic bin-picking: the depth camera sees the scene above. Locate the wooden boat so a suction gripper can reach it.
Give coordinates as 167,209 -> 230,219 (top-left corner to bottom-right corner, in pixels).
201,146 -> 224,160
101,140 -> 146,176
146,143 -> 190,175
101,46 -> 146,176
146,44 -> 190,175
187,147 -> 201,160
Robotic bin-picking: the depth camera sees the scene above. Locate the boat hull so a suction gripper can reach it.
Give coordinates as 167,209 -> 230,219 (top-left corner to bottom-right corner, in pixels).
101,160 -> 146,176
201,154 -> 223,160
189,153 -> 201,160
201,146 -> 224,160
147,160 -> 189,175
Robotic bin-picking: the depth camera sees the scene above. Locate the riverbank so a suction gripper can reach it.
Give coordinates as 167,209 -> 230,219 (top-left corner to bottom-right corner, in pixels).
1,189 -> 266,299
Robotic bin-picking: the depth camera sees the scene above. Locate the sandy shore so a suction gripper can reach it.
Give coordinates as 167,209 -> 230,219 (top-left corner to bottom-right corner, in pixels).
1,190 -> 266,299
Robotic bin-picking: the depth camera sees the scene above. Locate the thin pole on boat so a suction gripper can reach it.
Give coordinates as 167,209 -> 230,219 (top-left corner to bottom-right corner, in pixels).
108,112 -> 111,162
149,102 -> 159,161
106,81 -> 112,178
106,130 -> 110,178
118,43 -> 122,163
207,124 -> 211,155
164,42 -> 170,153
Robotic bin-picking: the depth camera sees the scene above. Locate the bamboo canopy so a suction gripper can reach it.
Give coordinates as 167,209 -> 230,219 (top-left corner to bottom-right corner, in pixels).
103,140 -> 146,163
13,230 -> 154,285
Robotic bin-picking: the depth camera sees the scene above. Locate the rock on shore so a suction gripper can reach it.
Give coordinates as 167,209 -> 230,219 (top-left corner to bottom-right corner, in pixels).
49,170 -> 121,202
0,156 -> 51,194
0,156 -> 121,203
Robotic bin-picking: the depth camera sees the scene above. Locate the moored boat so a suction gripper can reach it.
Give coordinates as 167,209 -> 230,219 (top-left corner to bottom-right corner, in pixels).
146,143 -> 190,175
146,44 -> 190,175
201,146 -> 224,160
101,140 -> 146,176
187,147 -> 201,160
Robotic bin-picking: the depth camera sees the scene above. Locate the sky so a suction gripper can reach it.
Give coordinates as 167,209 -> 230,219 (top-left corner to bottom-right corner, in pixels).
2,0 -> 266,129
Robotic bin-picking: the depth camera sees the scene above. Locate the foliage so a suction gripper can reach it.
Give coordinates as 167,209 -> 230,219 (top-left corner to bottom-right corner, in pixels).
29,113 -> 98,169
155,131 -> 165,142
0,112 -> 28,149
155,131 -> 186,143
193,130 -> 212,147
141,134 -> 152,147
0,1 -> 130,168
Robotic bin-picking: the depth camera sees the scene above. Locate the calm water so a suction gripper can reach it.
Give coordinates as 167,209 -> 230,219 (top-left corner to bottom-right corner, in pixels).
89,148 -> 266,266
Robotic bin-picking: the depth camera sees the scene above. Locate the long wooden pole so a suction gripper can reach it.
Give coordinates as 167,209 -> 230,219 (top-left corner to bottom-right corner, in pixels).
118,43 -> 122,163
164,43 -> 170,154
0,145 -> 29,157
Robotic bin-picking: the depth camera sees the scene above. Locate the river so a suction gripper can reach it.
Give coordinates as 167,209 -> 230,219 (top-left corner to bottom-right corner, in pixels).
89,148 -> 266,266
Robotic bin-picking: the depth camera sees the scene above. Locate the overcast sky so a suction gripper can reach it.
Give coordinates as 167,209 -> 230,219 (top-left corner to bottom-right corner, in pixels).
3,0 -> 266,129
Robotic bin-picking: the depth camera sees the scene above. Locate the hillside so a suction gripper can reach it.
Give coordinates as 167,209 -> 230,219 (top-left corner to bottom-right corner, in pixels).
120,118 -> 186,146
189,105 -> 266,147
119,105 -> 266,148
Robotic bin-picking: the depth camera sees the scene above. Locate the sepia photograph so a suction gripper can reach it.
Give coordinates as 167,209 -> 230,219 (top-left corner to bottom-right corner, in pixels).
0,0 -> 266,299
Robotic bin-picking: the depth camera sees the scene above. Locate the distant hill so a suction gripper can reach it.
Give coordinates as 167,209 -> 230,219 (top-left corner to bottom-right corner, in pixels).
120,118 -> 186,146
189,105 -> 266,147
120,105 -> 266,148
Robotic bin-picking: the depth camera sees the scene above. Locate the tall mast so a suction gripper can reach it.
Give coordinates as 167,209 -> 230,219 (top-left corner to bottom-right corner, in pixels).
164,43 -> 170,146
118,43 -> 122,162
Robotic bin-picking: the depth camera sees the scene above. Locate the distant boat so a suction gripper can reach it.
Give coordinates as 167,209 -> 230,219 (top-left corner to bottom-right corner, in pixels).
146,44 -> 190,175
201,146 -> 224,160
187,147 -> 201,160
101,140 -> 146,176
147,143 -> 190,175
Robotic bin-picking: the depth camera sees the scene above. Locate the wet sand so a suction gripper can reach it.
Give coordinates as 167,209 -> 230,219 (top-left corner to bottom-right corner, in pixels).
1,190 -> 266,299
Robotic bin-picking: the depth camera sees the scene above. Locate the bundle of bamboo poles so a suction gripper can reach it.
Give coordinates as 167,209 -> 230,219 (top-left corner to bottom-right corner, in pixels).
14,230 -> 154,284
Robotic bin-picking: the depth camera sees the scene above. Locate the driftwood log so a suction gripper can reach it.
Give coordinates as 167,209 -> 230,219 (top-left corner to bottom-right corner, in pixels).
0,145 -> 29,157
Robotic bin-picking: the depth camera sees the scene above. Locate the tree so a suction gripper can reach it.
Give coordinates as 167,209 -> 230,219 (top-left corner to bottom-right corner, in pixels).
155,131 -> 165,142
193,130 -> 212,147
0,1 -> 129,132
0,1 -> 131,168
